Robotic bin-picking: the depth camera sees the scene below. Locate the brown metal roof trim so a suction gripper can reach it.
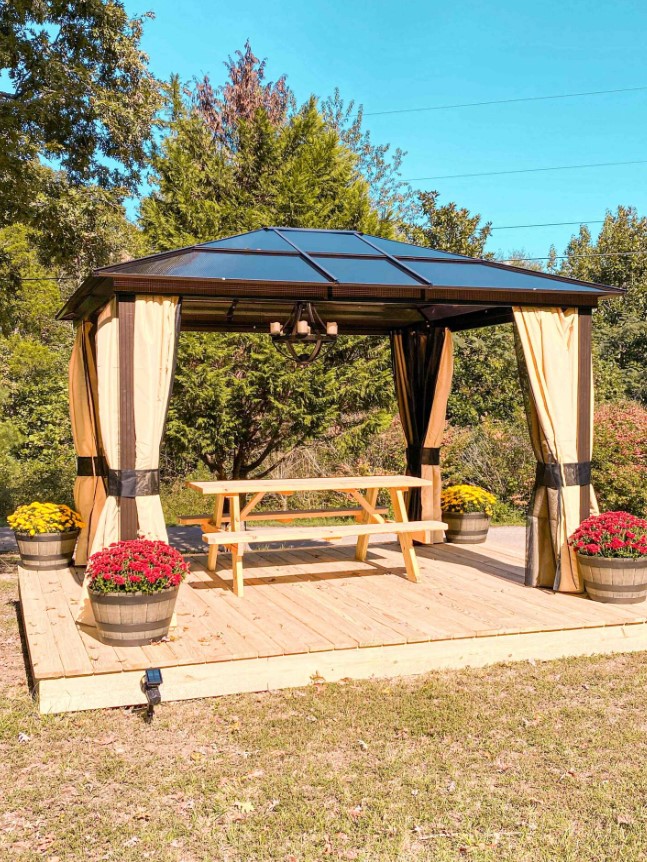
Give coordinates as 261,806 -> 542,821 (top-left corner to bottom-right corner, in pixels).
107,276 -> 601,309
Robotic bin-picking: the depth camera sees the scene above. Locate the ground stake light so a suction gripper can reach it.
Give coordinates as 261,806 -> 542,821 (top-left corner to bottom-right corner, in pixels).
269,302 -> 338,365
141,667 -> 163,722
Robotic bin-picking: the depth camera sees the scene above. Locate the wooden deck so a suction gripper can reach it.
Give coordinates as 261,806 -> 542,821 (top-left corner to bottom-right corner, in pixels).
18,536 -> 647,714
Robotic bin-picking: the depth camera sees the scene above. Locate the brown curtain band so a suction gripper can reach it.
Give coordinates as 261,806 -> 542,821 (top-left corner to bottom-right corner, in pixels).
406,446 -> 441,467
535,461 -> 591,490
77,456 -> 108,477
108,469 -> 160,498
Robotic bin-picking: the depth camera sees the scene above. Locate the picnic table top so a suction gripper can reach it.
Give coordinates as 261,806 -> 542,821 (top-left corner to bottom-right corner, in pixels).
186,475 -> 434,495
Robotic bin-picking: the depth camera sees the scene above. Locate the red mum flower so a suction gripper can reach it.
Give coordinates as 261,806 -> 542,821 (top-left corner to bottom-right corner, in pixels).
87,539 -> 188,594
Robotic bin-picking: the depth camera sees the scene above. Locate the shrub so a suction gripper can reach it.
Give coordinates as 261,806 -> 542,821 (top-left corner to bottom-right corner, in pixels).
568,511 -> 647,558
592,401 -> 647,516
442,414 -> 535,516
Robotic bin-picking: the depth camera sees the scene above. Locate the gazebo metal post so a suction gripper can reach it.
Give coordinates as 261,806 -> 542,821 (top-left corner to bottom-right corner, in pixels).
118,294 -> 138,540
577,307 -> 593,523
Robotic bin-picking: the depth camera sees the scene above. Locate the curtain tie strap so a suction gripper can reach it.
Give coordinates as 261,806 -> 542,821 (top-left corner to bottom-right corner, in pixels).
108,469 -> 160,498
406,446 -> 441,467
76,456 -> 108,477
535,461 -> 591,489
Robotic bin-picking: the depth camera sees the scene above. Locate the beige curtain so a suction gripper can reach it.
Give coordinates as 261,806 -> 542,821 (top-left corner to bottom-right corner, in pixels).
391,327 -> 454,542
68,321 -> 106,564
78,295 -> 180,625
89,299 -> 121,554
78,301 -> 120,624
421,332 -> 453,542
133,296 -> 179,542
514,307 -> 597,592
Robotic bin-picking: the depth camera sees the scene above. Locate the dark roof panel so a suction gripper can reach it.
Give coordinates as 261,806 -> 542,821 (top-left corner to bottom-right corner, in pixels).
199,229 -> 294,252
282,230 -> 378,255
366,235 -> 467,260
110,248 -> 329,282
315,255 -> 422,285
408,260 -> 604,292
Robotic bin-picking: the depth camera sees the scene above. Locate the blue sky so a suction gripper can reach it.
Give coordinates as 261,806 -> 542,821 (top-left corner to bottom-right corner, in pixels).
129,0 -> 647,260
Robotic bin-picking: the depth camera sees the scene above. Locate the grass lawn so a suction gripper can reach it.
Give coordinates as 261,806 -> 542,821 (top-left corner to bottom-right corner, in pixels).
2,557 -> 647,861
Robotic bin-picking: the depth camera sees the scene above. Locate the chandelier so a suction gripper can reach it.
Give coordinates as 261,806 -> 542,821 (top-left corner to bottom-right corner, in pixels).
269,302 -> 338,365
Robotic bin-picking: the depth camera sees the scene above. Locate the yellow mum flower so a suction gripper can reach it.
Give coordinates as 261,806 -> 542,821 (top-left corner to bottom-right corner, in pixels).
8,502 -> 85,535
441,485 -> 497,517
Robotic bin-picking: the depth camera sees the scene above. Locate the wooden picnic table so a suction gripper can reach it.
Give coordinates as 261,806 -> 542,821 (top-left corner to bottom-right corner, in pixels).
186,476 -> 446,597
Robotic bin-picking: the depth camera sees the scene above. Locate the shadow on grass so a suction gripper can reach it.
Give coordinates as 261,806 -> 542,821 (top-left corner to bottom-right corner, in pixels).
9,597 -> 36,698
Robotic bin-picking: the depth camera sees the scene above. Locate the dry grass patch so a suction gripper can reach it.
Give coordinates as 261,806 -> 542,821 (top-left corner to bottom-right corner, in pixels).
1,568 -> 647,861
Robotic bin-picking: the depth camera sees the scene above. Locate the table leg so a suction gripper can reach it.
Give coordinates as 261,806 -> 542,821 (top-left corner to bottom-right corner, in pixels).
354,487 -> 381,562
206,494 -> 224,573
229,494 -> 245,597
389,489 -> 420,583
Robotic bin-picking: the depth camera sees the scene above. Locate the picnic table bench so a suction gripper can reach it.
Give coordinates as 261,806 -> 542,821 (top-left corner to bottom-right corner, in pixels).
187,476 -> 446,597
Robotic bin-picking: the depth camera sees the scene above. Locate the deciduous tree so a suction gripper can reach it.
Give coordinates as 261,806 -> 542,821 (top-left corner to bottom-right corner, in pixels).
561,206 -> 647,405
0,0 -> 159,217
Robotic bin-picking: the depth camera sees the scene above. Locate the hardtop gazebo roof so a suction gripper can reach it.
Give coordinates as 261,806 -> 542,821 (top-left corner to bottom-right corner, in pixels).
58,227 -> 623,333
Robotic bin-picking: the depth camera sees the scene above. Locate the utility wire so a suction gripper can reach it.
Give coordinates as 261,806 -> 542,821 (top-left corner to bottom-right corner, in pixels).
506,250 -> 647,262
405,159 -> 647,182
366,85 -> 647,117
6,276 -> 77,282
491,220 -> 604,231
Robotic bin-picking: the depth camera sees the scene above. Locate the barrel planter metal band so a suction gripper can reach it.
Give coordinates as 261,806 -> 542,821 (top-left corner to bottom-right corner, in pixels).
442,512 -> 490,544
89,586 -> 179,646
576,553 -> 647,604
15,529 -> 80,571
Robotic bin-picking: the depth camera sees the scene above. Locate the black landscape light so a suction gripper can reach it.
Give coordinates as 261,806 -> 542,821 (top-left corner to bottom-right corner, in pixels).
141,667 -> 163,721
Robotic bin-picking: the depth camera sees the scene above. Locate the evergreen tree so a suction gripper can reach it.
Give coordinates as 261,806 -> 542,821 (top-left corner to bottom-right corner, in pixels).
141,81 -> 389,250
141,46 -> 397,480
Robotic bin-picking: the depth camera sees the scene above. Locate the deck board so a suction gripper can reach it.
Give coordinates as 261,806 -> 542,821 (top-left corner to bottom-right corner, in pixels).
17,538 -> 647,713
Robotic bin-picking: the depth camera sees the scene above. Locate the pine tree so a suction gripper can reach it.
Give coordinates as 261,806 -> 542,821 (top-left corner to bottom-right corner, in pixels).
141,46 -> 397,479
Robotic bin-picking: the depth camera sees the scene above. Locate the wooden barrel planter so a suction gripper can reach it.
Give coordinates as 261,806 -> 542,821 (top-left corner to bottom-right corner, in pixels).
15,529 -> 80,571
577,553 -> 647,604
89,587 -> 179,646
442,512 -> 490,544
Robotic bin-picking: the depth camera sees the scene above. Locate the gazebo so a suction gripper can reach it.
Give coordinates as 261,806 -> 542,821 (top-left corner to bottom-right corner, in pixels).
59,227 -> 623,594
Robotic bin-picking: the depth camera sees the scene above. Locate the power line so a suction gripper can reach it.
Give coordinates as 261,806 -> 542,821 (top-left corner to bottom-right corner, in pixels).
405,159 -> 647,182
366,84 -> 647,117
507,250 -> 647,262
491,219 -> 605,231
16,276 -> 76,281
